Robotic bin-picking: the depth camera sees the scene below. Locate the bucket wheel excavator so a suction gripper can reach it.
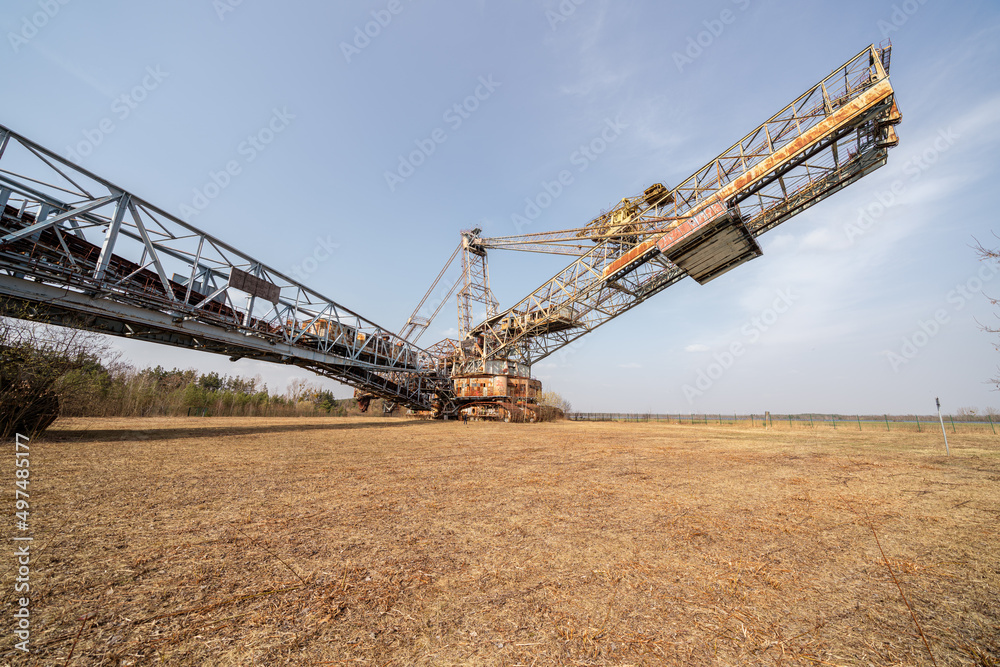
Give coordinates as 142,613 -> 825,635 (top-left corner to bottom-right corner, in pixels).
0,45 -> 899,428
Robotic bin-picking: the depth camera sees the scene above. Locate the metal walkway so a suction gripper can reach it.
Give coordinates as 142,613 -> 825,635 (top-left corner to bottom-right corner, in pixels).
0,124 -> 450,411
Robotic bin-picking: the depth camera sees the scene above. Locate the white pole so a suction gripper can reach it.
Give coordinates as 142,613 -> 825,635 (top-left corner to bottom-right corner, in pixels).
936,397 -> 950,456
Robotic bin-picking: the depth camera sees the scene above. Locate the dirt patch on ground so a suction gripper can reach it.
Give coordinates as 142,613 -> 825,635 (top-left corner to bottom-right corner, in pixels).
1,417 -> 998,665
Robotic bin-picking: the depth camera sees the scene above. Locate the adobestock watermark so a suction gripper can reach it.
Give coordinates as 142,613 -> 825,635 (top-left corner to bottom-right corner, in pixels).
672,0 -> 752,74
8,0 -> 71,53
384,75 -> 501,192
546,0 -> 587,30
12,433 -> 31,653
63,65 -> 169,164
178,107 -> 295,221
213,0 -> 244,21
843,126 -> 959,245
340,0 -> 415,64
288,235 -> 340,283
884,263 -> 997,373
681,287 -> 797,404
511,116 -> 628,233
878,0 -> 930,39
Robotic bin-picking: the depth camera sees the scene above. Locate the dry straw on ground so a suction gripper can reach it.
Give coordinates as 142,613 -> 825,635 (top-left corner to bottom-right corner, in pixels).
1,417 -> 998,665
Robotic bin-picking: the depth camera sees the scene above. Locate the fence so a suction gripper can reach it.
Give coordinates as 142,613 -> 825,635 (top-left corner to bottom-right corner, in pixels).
566,413 -> 999,434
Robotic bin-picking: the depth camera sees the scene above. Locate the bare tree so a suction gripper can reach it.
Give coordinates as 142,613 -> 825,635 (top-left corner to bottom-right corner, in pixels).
956,407 -> 979,421
539,390 -> 572,415
975,237 -> 1000,389
286,378 -> 321,404
1,304 -> 113,437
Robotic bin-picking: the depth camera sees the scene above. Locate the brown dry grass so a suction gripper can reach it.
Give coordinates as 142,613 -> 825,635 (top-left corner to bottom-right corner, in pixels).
1,417 -> 998,666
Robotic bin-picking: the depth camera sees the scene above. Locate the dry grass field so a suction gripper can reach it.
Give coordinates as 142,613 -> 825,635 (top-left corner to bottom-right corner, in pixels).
1,416 -> 998,666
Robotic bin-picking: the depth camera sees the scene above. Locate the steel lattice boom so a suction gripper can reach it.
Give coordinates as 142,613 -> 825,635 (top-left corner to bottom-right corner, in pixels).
0,127 -> 453,412
440,44 -> 900,377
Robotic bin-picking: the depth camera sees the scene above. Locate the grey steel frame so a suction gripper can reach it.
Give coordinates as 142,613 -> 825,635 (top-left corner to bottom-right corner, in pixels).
0,124 -> 451,411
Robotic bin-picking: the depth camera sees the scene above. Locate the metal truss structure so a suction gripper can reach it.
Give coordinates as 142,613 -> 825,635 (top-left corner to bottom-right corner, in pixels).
0,127 -> 452,412
457,228 -> 499,339
440,44 -> 900,375
398,242 -> 461,345
0,44 -> 899,417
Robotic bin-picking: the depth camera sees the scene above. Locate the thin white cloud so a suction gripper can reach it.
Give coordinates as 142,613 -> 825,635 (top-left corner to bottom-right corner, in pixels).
30,41 -> 118,99
625,94 -> 690,155
546,1 -> 631,100
951,94 -> 1000,145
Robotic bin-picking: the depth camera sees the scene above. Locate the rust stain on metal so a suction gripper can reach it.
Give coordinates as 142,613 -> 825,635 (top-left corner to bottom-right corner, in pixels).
600,78 -> 895,282
717,79 -> 894,205
654,201 -> 728,254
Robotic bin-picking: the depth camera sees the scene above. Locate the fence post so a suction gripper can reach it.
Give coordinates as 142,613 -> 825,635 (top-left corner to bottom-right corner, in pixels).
751,414 -> 755,428
950,415 -> 956,433
916,415 -> 921,432
884,415 -> 890,431
936,398 -> 950,455
809,414 -> 814,427
989,414 -> 996,435
857,415 -> 862,431
768,412 -> 773,428
833,415 -> 837,429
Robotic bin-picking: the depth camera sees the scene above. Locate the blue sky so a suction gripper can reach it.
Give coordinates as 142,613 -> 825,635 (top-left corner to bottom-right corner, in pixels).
3,0 -> 999,414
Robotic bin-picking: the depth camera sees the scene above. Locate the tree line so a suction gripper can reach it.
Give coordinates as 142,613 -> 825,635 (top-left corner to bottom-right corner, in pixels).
1,310 -> 361,436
